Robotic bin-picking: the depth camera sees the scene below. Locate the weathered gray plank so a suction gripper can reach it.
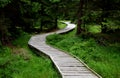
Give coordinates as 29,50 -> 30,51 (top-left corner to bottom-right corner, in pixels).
63,75 -> 99,78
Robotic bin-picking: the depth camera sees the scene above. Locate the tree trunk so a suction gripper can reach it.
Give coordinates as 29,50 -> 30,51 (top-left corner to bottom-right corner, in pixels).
54,17 -> 58,29
40,4 -> 44,32
54,3 -> 58,29
76,0 -> 84,35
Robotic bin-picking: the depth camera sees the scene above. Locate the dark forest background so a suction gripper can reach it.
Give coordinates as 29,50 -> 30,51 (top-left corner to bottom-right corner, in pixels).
0,0 -> 120,45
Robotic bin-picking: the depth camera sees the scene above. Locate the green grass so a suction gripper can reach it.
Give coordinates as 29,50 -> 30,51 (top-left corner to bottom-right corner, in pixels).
46,31 -> 120,78
58,21 -> 67,29
86,25 -> 101,33
0,32 -> 60,78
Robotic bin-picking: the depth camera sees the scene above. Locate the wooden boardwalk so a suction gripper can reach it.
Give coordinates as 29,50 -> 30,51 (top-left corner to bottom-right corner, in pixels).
28,22 -> 102,78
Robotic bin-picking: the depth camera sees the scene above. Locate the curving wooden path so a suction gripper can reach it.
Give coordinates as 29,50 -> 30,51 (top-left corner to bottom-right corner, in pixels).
28,22 -> 102,78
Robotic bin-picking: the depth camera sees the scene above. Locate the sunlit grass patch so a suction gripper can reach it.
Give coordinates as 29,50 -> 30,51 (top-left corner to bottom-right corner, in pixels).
87,25 -> 101,33
58,21 -> 67,29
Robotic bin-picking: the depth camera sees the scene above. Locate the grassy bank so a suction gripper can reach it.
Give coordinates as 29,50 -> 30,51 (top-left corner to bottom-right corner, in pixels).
46,26 -> 120,78
0,32 -> 60,78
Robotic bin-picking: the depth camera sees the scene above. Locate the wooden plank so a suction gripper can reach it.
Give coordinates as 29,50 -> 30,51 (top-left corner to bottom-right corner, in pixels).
63,75 -> 99,78
62,72 -> 96,76
57,63 -> 84,67
59,66 -> 89,71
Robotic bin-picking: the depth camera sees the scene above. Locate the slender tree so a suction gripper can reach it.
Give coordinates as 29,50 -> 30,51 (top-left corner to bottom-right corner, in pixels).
76,0 -> 84,35
40,2 -> 44,31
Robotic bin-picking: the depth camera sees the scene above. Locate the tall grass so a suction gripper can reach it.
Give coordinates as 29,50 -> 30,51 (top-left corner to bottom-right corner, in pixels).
46,29 -> 120,78
86,25 -> 101,33
0,32 -> 60,78
58,21 -> 67,29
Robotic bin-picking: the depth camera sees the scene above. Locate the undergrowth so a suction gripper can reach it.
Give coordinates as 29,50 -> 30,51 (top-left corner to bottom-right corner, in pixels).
46,30 -> 120,78
0,32 -> 60,78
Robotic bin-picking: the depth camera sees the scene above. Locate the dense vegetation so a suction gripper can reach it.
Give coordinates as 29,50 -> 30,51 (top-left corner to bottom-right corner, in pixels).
0,0 -> 120,78
0,0 -> 120,45
0,32 -> 60,78
46,27 -> 120,78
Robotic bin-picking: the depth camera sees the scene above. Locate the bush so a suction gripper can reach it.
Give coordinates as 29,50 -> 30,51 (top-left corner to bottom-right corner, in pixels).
46,34 -> 64,45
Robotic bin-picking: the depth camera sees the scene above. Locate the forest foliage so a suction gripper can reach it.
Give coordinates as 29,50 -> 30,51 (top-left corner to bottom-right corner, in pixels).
0,0 -> 120,45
